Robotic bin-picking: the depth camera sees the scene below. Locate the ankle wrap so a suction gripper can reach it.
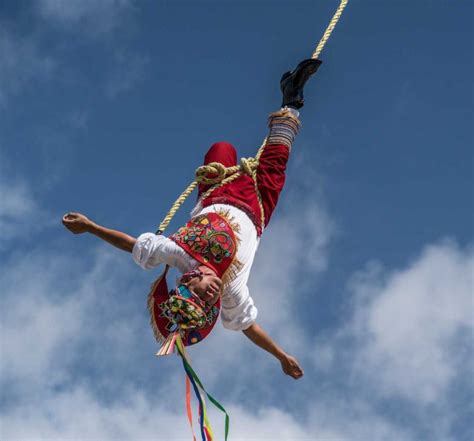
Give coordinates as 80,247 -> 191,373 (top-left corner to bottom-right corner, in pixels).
266,109 -> 301,149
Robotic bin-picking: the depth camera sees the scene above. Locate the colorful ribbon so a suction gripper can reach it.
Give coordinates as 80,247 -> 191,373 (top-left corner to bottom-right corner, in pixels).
175,334 -> 230,441
185,376 -> 198,441
156,331 -> 178,356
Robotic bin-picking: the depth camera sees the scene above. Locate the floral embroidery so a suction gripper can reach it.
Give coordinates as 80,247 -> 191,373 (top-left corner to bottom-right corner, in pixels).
170,214 -> 236,265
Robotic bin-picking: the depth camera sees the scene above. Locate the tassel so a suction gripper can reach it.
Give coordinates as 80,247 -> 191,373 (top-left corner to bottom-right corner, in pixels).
156,331 -> 178,356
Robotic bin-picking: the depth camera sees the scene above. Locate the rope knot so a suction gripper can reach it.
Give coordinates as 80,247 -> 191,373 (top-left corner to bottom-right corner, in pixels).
195,162 -> 227,185
240,157 -> 257,176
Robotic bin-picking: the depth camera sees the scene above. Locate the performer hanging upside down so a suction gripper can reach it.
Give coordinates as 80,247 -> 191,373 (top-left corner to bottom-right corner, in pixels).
63,58 -> 321,380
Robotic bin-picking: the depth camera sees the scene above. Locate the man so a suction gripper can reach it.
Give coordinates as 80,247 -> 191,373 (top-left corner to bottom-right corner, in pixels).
63,58 -> 322,380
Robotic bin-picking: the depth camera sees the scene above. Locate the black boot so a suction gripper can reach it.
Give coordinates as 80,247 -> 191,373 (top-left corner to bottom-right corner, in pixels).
280,58 -> 322,109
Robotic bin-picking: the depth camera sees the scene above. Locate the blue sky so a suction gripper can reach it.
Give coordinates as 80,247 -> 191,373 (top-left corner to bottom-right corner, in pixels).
1,1 -> 472,440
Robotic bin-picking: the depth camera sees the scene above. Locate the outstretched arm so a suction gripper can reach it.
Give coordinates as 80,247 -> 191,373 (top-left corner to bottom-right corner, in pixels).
62,212 -> 136,253
242,322 -> 304,380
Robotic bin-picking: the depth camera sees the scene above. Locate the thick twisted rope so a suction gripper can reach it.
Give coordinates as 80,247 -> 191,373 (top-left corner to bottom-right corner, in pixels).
156,0 -> 349,234
312,0 -> 349,59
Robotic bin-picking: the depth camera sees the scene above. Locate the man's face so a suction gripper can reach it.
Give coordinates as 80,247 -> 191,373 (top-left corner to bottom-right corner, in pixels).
181,271 -> 223,307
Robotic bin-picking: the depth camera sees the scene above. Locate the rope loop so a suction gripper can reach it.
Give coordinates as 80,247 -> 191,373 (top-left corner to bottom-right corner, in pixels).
195,162 -> 227,185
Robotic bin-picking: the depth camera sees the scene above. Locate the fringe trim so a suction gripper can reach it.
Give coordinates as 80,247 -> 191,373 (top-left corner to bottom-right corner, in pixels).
215,208 -> 244,286
147,265 -> 170,345
215,207 -> 241,238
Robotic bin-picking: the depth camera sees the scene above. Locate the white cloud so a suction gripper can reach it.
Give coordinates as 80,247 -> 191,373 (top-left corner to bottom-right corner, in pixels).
312,237 -> 474,422
307,238 -> 473,439
36,0 -> 135,34
349,239 -> 473,405
1,381 -> 410,441
0,181 -> 35,219
0,178 -> 53,247
0,387 -> 189,440
0,27 -> 55,105
0,148 -> 58,247
0,248 -> 138,392
0,387 -> 411,440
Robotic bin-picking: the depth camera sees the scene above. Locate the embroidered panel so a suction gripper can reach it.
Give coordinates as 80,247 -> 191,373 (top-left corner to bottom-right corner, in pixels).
170,213 -> 236,267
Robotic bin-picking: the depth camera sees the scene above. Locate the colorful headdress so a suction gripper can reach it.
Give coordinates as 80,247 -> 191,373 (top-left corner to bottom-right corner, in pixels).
147,267 -> 221,351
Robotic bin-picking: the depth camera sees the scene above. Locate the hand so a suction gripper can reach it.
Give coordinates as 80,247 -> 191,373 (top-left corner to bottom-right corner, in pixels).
62,212 -> 94,234
280,354 -> 304,379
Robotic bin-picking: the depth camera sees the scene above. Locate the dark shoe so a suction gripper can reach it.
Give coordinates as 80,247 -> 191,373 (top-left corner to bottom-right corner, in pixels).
280,58 -> 322,109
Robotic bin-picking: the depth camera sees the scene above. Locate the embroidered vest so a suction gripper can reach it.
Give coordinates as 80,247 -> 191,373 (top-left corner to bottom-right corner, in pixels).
170,212 -> 237,278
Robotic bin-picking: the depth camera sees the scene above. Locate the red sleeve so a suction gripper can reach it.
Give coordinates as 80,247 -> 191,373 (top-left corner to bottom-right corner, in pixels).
256,144 -> 290,226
